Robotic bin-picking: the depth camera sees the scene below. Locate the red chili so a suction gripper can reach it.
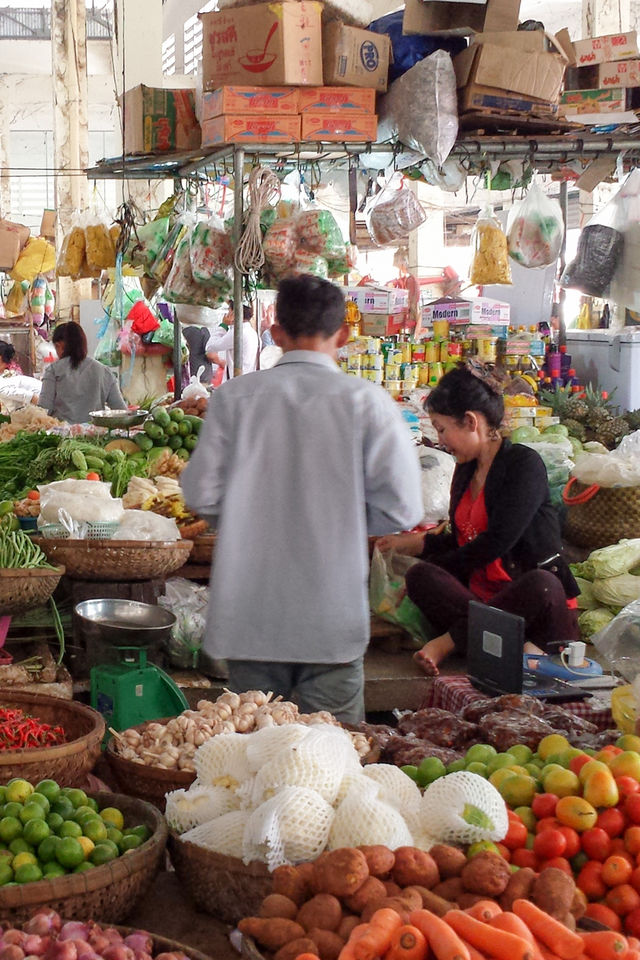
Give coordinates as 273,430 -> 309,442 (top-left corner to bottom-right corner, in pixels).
0,707 -> 65,751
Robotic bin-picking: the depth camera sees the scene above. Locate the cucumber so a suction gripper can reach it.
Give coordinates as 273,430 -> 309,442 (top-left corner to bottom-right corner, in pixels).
177,421 -> 192,437
153,407 -> 171,428
169,408 -> 185,423
85,456 -> 105,470
135,434 -> 154,452
168,435 -> 183,451
184,435 -> 198,452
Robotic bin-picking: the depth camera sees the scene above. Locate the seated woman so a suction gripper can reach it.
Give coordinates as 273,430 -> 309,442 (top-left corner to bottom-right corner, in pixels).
0,341 -> 21,375
377,362 -> 579,676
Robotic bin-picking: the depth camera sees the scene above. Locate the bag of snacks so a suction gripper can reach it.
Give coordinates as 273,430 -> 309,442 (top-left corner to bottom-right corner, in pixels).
189,217 -> 233,286
296,208 -> 346,261
164,233 -> 228,309
11,237 -> 55,283
291,250 -> 329,279
126,217 -> 170,270
507,185 -> 564,269
470,206 -> 512,285
263,218 -> 297,279
85,217 -> 116,272
150,221 -> 189,285
365,172 -> 426,246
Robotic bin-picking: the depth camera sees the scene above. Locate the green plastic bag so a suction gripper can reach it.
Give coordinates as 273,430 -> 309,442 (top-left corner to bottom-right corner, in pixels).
369,546 -> 431,643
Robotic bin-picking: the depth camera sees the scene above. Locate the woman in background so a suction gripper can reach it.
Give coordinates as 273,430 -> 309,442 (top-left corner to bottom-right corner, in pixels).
0,342 -> 21,375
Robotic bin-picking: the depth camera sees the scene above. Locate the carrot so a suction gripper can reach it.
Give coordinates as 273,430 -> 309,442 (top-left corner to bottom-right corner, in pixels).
458,938 -> 488,960
296,955 -> 321,960
536,945 -> 571,960
445,910 -> 532,960
578,931 -> 630,960
409,909 -> 470,960
386,925 -> 429,960
512,900 -> 584,960
489,913 -> 545,960
353,909 -> 404,960
465,901 -> 503,923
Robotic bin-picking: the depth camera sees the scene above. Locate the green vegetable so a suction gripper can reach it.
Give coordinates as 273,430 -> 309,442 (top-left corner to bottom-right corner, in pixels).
84,457 -> 104,471
175,448 -> 190,461
183,415 -> 202,434
144,422 -> 164,441
184,435 -> 198,452
152,407 -> 171,428
0,526 -> 55,570
177,421 -> 192,437
168,435 -> 183,451
0,502 -> 14,518
165,421 -> 179,437
510,425 -> 541,444
169,408 -> 185,423
147,447 -> 172,463
153,434 -> 168,446
135,435 -> 153,452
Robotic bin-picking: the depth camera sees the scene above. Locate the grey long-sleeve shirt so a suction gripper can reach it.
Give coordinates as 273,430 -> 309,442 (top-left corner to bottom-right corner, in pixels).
38,356 -> 126,425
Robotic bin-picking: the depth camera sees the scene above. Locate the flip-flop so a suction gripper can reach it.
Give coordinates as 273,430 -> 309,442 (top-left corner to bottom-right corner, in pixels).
413,650 -> 439,678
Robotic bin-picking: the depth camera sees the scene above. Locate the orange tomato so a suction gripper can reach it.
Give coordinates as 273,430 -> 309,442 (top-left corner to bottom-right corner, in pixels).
610,839 -> 636,868
86,472 -> 100,481
578,861 -> 607,901
602,855 -> 634,887
27,490 -> 39,500
606,883 -> 640,916
584,903 -> 623,932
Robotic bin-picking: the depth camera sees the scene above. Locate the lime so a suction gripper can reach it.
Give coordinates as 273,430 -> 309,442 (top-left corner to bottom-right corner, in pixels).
61,788 -> 87,810
74,862 -> 95,873
100,808 -> 124,831
468,840 -> 501,858
119,834 -> 142,852
446,759 -> 467,774
5,779 -> 33,804
51,798 -> 74,820
465,743 -> 498,765
83,819 -> 107,844
73,805 -> 97,824
42,862 -> 66,878
55,837 -> 85,869
0,862 -> 13,885
28,794 -> 50,815
0,787 -> 7,805
14,863 -> 42,884
0,849 -> 12,864
0,817 -> 22,843
23,819 -> 50,847
9,838 -> 33,856
90,843 -> 118,866
12,851 -> 36,870
46,813 -> 64,833
514,806 -> 537,832
3,803 -> 21,819
508,744 -> 533,765
125,825 -> 150,843
0,807 -> 5,821
486,753 -> 517,775
499,774 -> 537,807
400,765 -> 418,781
465,762 -> 488,777
416,757 -> 447,787
58,821 -> 82,839
78,837 -> 94,859
19,803 -> 46,826
37,837 -> 59,864
35,780 -> 60,804
86,799 -> 99,813
106,827 -> 123,847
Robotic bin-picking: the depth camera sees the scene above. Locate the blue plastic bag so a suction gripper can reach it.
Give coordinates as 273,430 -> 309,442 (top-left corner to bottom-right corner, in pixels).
368,11 -> 466,81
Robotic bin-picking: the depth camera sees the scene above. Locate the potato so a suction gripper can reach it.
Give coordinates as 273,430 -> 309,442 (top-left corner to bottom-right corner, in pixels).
392,848 -> 439,889
433,878 -> 464,901
312,849 -> 369,898
297,895 -> 342,933
562,912 -> 577,932
532,868 -> 576,921
307,930 -> 345,960
457,893 -> 490,910
337,916 -> 361,941
342,877 -> 387,915
362,897 -> 410,924
274,938 -> 319,960
238,918 -> 306,951
397,887 -> 423,912
570,887 -> 587,920
499,867 -> 536,911
429,844 -> 467,879
260,894 -> 299,920
383,881 -> 402,898
273,865 -> 311,906
409,886 -> 455,917
461,852 -> 510,897
357,845 -> 395,878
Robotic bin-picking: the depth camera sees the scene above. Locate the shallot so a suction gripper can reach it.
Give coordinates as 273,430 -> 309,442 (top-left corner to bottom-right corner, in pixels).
59,926 -> 89,944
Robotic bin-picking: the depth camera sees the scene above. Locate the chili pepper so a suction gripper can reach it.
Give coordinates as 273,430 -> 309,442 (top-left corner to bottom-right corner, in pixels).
0,707 -> 66,751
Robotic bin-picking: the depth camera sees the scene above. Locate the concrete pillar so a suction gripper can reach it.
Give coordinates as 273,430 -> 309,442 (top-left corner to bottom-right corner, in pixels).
0,78 -> 11,217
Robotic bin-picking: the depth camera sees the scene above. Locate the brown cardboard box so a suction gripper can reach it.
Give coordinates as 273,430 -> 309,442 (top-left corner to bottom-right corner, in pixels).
454,39 -> 566,104
300,112 -> 378,140
0,228 -> 21,273
403,0 -> 520,38
322,21 -> 391,92
122,85 -> 201,154
459,85 -> 558,115
598,59 -> 640,87
40,210 -> 56,240
200,3 -> 323,89
201,114 -> 301,146
361,313 -> 407,337
556,28 -> 638,66
560,86 -> 640,115
298,86 -> 376,113
201,87 -> 299,119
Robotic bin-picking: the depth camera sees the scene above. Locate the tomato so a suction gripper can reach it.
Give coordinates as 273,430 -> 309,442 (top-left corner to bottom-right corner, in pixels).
610,839 -> 636,867
602,855 -> 634,887
582,827 -> 612,862
495,843 -> 511,862
626,795 -> 640,825
570,754 -> 593,777
511,848 -> 539,870
558,826 -> 581,859
577,861 -> 607,901
617,777 -> 640,800
532,793 -> 559,819
626,908 -> 640,939
539,856 -> 573,876
598,808 -> 627,838
536,817 -> 563,834
503,815 -> 528,851
606,883 -> 640,916
631,866 -> 640,893
86,472 -> 100,481
534,828 -> 567,860
27,490 -> 39,500
584,903 -> 623,932
626,828 -> 640,858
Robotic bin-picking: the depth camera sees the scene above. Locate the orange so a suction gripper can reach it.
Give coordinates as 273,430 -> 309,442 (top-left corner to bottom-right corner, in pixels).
602,854 -> 633,887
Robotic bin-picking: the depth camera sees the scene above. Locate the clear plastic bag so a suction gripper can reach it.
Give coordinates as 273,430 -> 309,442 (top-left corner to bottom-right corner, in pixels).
163,234 -> 228,309
149,221 -> 189,285
291,250 -> 328,278
561,188 -> 625,297
365,172 -> 427,246
116,509 -> 180,541
263,218 -> 297,279
507,185 -> 564,269
295,209 -> 346,261
369,546 -> 431,642
11,237 -> 55,283
470,206 -> 512,285
572,433 -> 640,487
419,446 -> 455,525
84,216 -> 116,273
159,577 -> 209,669
593,599 -> 640,681
189,217 -> 233,287
56,225 -> 86,280
126,217 -> 170,270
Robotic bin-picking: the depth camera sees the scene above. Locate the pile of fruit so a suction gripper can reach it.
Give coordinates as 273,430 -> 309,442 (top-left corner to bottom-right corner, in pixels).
0,778 -> 150,885
539,384 -> 636,451
134,407 -> 202,463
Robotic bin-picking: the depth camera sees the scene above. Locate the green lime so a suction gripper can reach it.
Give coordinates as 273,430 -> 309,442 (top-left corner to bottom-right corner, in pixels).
19,803 -> 46,826
100,807 -> 124,830
119,834 -> 142,852
55,837 -> 85,869
83,819 -> 107,844
51,798 -> 74,820
46,813 -> 64,833
0,817 -> 22,843
28,793 -> 50,815
486,753 -> 517,775
3,803 -> 21,819
61,788 -> 87,810
42,861 -> 66,878
5,779 -> 33,804
9,838 -> 33,856
74,861 -> 95,873
106,827 -> 123,847
125,825 -> 150,843
0,849 -> 12,864
37,836 -> 58,864
23,819 -> 50,847
14,863 -> 42,884
86,799 -> 99,813
73,806 -> 97,824
0,787 -> 7,805
465,743 -> 498,765
0,862 -> 13,885
467,840 -> 501,859
508,744 -> 533,765
34,780 -> 60,804
416,757 -> 447,787
446,758 -> 467,773
12,852 -> 36,870
465,762 -> 488,777
90,843 -> 118,866
0,807 -> 5,820
58,820 -> 82,839
400,765 -> 418,781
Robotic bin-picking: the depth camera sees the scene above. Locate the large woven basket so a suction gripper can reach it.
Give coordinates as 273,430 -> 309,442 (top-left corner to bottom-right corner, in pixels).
0,691 -> 104,785
189,534 -> 215,566
105,718 -> 195,812
563,478 -> 640,548
115,927 -> 211,960
168,832 -> 272,924
0,791 -> 167,925
0,566 -> 65,616
32,539 -> 193,581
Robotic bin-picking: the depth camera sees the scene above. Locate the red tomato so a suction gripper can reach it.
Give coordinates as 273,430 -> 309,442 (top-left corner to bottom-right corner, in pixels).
617,777 -> 640,800
598,808 -> 627,838
570,754 -> 593,777
532,793 -> 560,819
626,795 -> 640,825
534,828 -> 567,860
606,883 -> 640,916
536,817 -> 563,834
27,490 -> 39,501
584,903 -> 623,932
582,827 -> 613,862
511,848 -> 539,870
503,815 -> 528,851
630,866 -> 640,892
627,908 -> 640,939
85,472 -> 100,481
558,826 -> 580,859
611,839 -> 637,867
539,856 -> 573,876
626,828 -> 640,857
603,854 -> 634,887
578,861 -> 607,900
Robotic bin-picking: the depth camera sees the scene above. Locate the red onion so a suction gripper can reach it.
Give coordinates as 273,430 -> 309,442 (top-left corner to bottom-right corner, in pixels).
58,926 -> 89,945
23,937 -> 48,957
0,946 -> 25,960
99,933 -> 122,947
49,941 -> 77,960
4,934 -> 26,948
23,915 -> 61,938
103,946 -> 134,960
133,951 -> 153,960
123,936 -> 152,956
86,937 -> 110,957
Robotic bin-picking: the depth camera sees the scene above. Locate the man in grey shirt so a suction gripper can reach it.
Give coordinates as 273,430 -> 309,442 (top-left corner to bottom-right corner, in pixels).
181,275 -> 423,722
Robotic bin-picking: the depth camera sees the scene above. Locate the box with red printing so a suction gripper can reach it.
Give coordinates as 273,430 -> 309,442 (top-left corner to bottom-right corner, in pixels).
297,87 -> 376,113
597,59 -> 640,87
361,313 -> 409,336
300,113 -> 377,141
201,114 -> 301,146
202,86 -> 299,119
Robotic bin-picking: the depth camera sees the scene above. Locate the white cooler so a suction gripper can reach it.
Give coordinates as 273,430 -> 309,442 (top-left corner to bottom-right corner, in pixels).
565,329 -> 640,411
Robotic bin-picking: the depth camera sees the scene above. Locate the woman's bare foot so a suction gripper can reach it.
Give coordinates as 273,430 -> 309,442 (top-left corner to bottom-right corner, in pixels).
413,633 -> 455,677
523,641 -> 546,670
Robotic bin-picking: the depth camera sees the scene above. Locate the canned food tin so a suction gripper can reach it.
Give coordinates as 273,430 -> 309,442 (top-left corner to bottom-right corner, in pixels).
401,363 -> 418,380
432,319 -> 449,339
424,340 -> 439,363
380,340 -> 396,361
369,355 -> 384,371
418,364 -> 430,385
367,338 -> 381,354
398,342 -> 412,364
385,363 -> 402,380
384,381 -> 402,399
411,343 -> 426,362
477,339 -> 498,362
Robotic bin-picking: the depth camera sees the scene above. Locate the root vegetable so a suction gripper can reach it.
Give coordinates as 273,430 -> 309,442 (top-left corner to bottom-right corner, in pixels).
237,919 -> 306,952
4,937 -> 26,949
392,850 -> 439,890
123,937 -> 152,956
357,847 -> 395,879
273,939 -> 319,960
259,896 -> 299,921
307,930 -> 344,960
23,942 -> 48,958
1,947 -> 25,960
343,878 -> 387,914
312,849 -> 369,898
23,919 -> 60,939
429,846 -> 467,880
297,896 -> 343,933
272,865 -> 311,906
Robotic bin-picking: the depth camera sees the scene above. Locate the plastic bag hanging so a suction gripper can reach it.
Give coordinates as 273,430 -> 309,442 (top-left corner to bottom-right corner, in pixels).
561,184 -> 626,297
365,172 -> 427,246
506,185 -> 564,269
470,206 -> 512,285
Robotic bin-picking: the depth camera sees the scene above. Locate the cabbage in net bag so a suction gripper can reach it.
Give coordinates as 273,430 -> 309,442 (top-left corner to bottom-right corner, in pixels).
507,185 -> 564,269
365,173 -> 427,246
470,206 -> 512,285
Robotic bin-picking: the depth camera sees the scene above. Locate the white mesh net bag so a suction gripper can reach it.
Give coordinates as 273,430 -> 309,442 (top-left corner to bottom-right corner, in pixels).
335,769 -> 369,805
420,772 -> 509,845
328,780 -> 414,850
194,732 -> 252,788
243,786 -> 334,869
182,810 -> 249,858
165,784 -> 239,833
412,828 -> 437,851
362,764 -> 423,821
245,723 -> 315,772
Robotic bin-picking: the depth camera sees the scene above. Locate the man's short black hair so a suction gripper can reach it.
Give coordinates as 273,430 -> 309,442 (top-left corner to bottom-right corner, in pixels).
276,275 -> 345,339
228,300 -> 253,322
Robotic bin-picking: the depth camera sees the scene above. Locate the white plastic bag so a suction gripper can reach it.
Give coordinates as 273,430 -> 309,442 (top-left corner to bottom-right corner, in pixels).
610,170 -> 640,311
419,447 -> 454,524
116,509 -> 180,541
507,185 -> 564,269
572,432 -> 640,487
365,173 -> 427,246
593,599 -> 640,681
159,578 -> 209,668
181,370 -> 209,401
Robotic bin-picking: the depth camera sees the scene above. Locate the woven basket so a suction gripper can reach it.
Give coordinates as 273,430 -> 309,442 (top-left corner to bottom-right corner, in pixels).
32,539 -> 193,581
563,478 -> 640,548
189,535 -> 215,566
168,832 -> 272,924
0,791 -> 167,925
105,718 -> 195,811
0,567 -> 65,616
0,691 -> 104,785
241,936 -> 265,960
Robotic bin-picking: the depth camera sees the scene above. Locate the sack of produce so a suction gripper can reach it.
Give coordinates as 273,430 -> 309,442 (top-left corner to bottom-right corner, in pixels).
159,577 -> 208,669
470,206 -> 512,285
57,225 -> 86,280
365,171 -> 427,246
189,217 -> 234,287
507,184 -> 564,269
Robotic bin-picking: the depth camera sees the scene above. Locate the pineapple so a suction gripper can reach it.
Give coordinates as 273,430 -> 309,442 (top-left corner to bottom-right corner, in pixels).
584,384 -> 616,431
564,394 -> 589,421
563,418 -> 587,442
593,415 -> 631,449
625,408 -> 640,431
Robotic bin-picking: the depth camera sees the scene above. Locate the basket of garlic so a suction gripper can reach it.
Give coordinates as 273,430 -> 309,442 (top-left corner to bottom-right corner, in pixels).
105,690 -> 374,811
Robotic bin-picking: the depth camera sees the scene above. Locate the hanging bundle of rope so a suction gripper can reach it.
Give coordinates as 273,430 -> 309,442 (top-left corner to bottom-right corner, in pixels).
234,166 -> 281,274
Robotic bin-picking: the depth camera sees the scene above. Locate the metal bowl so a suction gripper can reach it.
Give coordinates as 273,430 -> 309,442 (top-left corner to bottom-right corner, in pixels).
74,598 -> 176,647
89,409 -> 149,429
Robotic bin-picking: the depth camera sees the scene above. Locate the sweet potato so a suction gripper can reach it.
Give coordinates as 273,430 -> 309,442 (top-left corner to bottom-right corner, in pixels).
383,882 -> 402,898
342,877 -> 387,914
238,918 -> 306,951
397,888 -> 425,912
408,886 -> 454,917
357,845 -> 396,878
274,939 -> 319,960
461,852 -> 510,897
297,895 -> 342,933
429,844 -> 467,879
361,897 -> 410,924
307,930 -> 344,960
499,867 -> 536,912
433,878 -> 464,902
531,868 -> 576,921
312,849 -> 369,898
273,865 -> 312,906
337,916 -> 361,941
260,894 -> 299,920
392,848 -> 439,889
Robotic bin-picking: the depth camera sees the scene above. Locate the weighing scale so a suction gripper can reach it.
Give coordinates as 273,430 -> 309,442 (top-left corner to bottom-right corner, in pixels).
75,599 -> 188,735
523,642 -> 604,683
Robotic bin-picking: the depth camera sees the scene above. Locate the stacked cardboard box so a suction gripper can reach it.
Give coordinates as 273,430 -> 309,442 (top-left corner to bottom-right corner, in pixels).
557,30 -> 640,123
